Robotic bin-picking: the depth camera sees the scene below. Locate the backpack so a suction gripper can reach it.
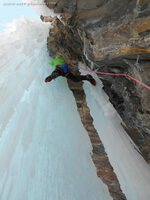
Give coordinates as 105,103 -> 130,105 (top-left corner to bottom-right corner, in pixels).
62,63 -> 69,73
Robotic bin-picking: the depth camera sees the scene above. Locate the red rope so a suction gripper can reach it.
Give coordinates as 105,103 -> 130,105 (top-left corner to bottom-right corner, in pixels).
68,63 -> 150,91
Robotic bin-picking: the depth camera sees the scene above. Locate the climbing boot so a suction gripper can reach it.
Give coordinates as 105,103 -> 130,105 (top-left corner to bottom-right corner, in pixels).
86,75 -> 96,86
45,76 -> 52,82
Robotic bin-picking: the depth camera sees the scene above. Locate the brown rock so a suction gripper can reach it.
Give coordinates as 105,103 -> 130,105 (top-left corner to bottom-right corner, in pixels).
67,72 -> 126,200
44,0 -> 150,172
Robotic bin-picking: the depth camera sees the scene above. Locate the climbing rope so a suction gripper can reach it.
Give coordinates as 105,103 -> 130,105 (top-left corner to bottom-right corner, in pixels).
69,63 -> 150,91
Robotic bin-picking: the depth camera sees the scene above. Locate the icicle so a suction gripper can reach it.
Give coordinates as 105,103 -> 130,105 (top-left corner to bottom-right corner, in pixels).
135,55 -> 143,72
83,37 -> 95,70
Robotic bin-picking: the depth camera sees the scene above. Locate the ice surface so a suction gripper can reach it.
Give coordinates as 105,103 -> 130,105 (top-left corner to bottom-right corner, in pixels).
0,18 -> 112,200
80,63 -> 150,200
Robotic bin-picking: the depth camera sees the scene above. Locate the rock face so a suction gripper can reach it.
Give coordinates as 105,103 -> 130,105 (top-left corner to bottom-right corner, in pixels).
44,0 -> 150,164
42,0 -> 150,198
67,70 -> 126,200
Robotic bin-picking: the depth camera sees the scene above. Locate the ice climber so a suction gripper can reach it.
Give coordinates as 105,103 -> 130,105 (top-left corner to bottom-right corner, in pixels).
45,56 -> 96,86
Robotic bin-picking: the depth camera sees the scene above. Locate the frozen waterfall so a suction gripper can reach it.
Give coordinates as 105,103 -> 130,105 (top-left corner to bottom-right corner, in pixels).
0,16 -> 150,200
0,18 -> 112,200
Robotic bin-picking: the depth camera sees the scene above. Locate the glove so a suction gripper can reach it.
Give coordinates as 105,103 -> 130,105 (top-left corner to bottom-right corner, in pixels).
45,76 -> 52,82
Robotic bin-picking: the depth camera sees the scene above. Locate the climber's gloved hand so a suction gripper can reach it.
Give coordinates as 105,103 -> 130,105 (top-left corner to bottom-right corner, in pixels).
45,76 -> 52,82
